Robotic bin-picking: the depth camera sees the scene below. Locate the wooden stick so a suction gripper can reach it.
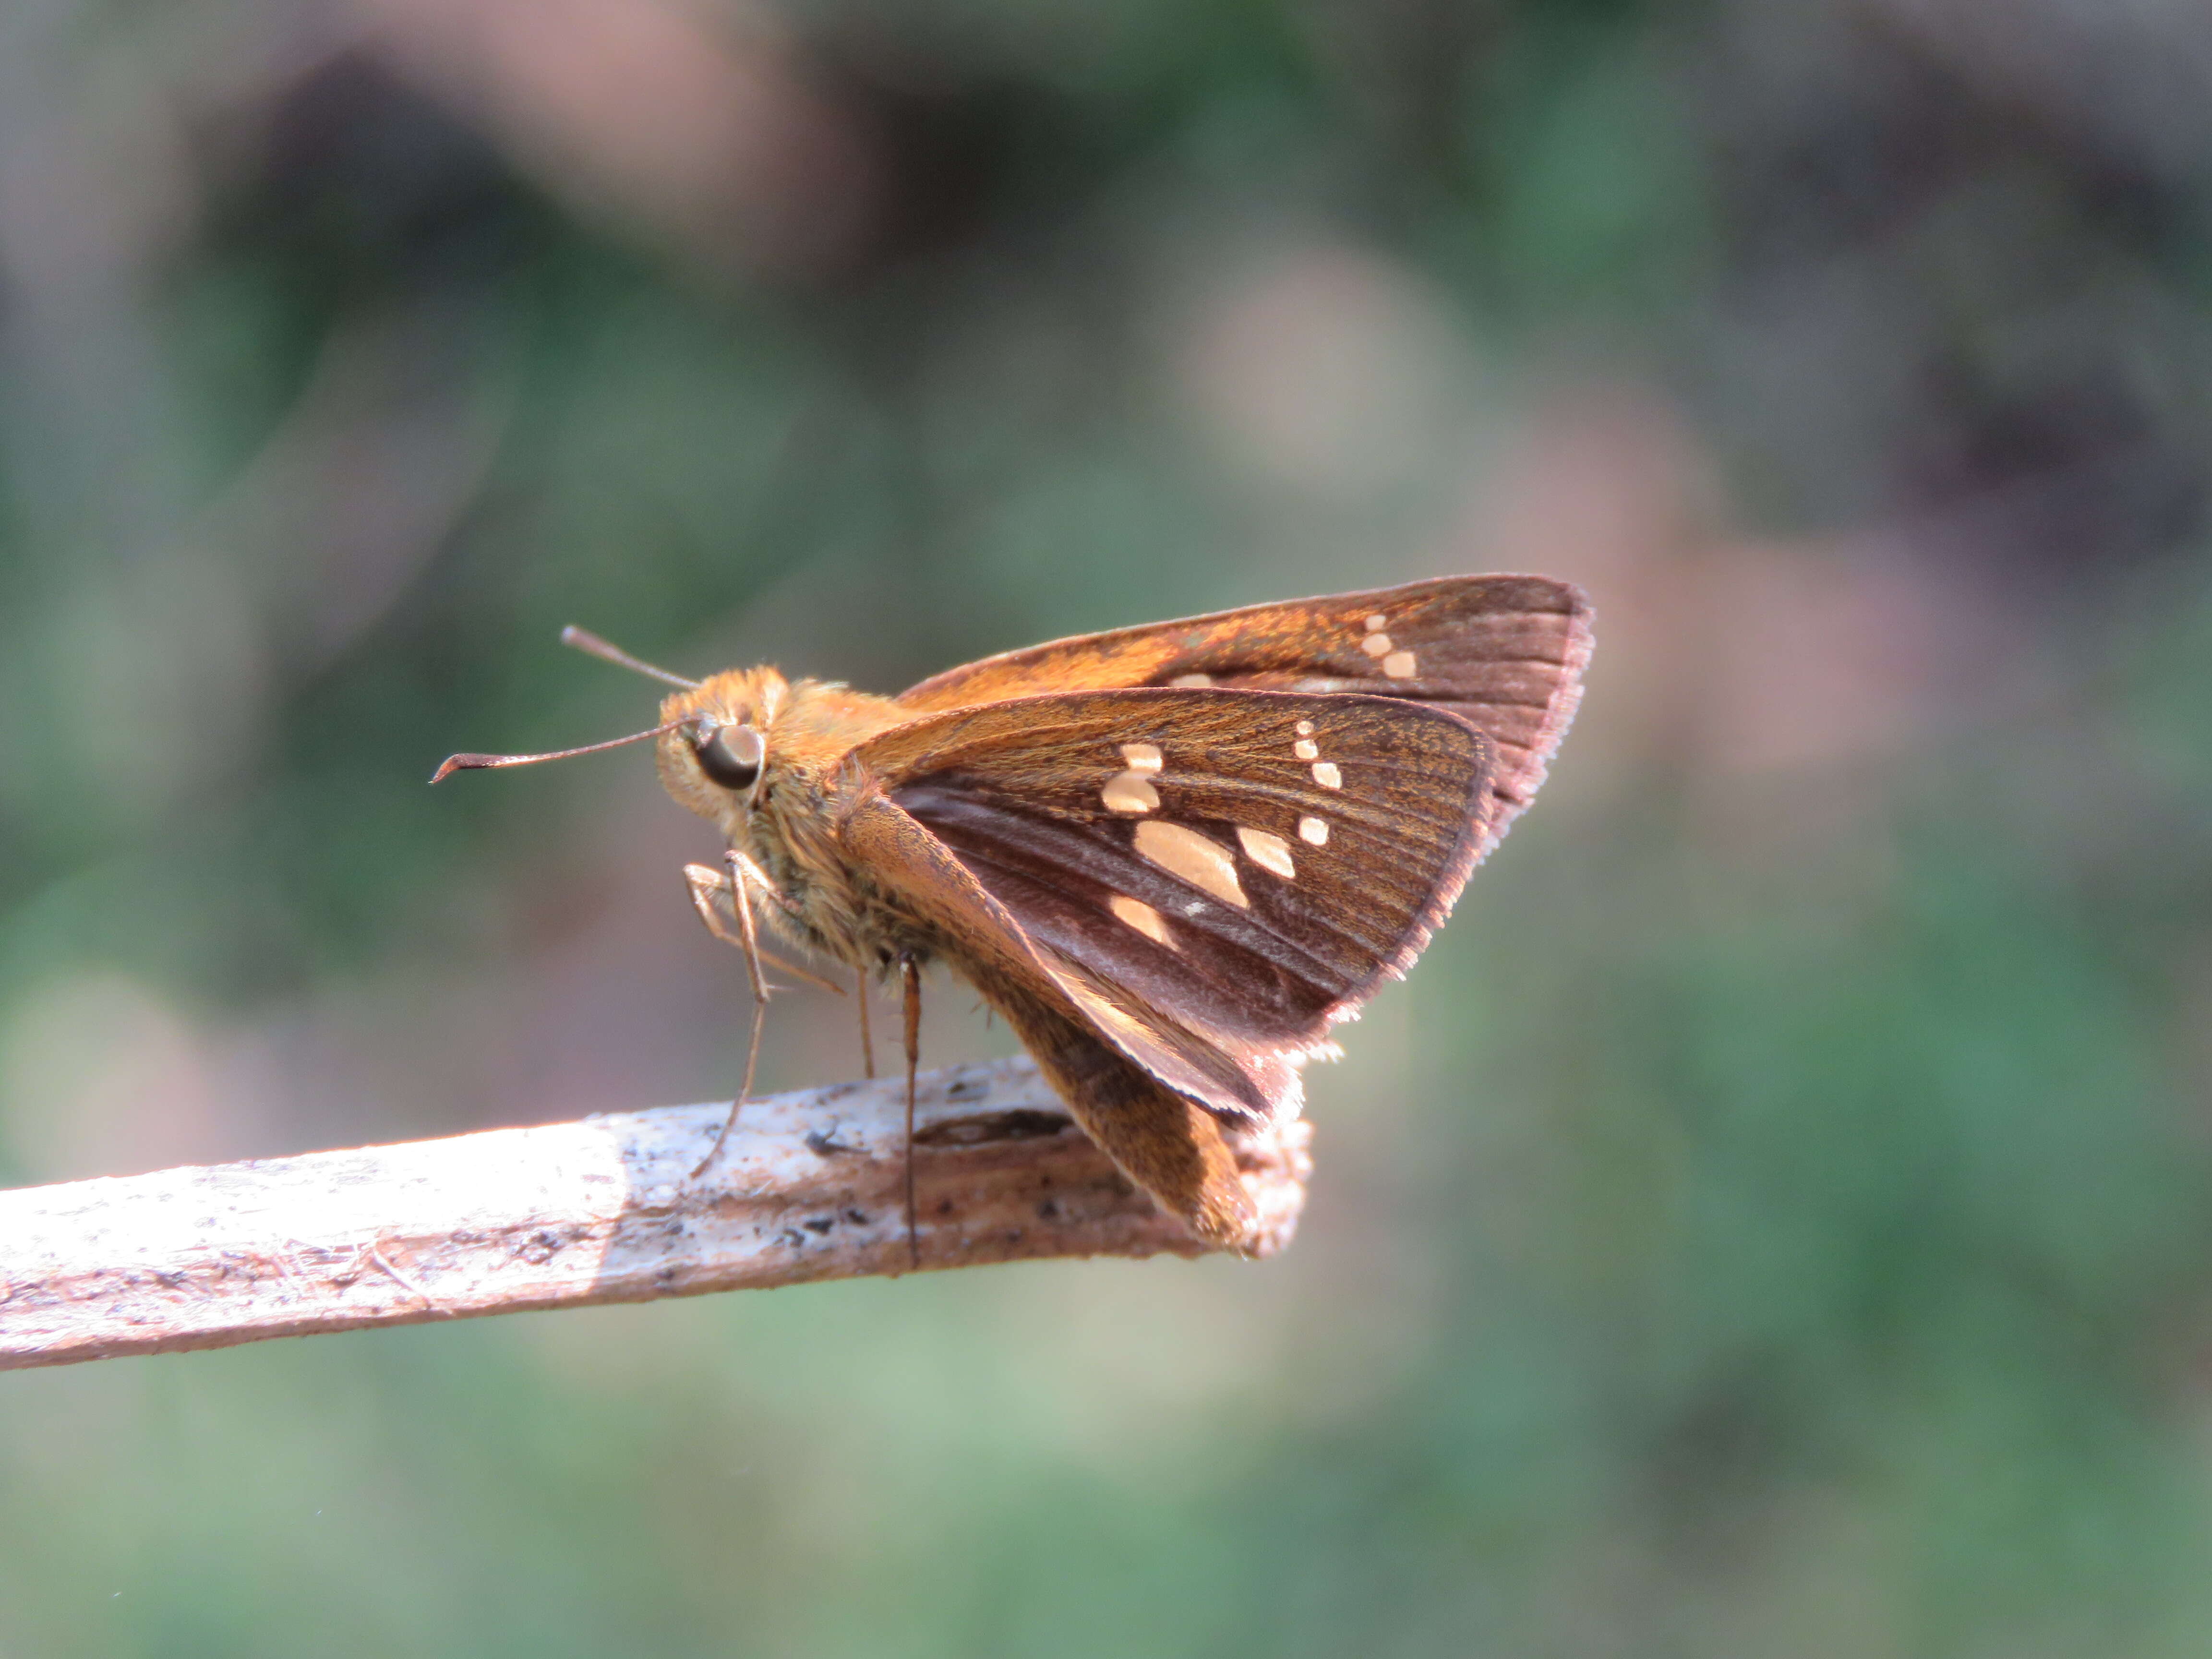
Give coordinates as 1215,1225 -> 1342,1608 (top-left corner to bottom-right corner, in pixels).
0,1058 -> 1311,1371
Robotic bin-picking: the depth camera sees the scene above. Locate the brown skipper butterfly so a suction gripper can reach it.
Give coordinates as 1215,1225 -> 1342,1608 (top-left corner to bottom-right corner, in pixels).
436,576 -> 1593,1262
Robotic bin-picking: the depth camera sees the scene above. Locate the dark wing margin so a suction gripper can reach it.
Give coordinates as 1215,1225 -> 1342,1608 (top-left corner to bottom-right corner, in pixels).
851,687 -> 1491,1122
897,575 -> 1591,866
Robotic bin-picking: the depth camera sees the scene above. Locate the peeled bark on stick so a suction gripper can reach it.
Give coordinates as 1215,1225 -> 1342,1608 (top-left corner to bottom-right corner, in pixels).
0,1058 -> 1311,1372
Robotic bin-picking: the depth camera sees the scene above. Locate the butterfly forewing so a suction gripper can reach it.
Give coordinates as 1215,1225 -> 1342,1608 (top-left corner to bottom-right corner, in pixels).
854,687 -> 1490,1121
896,575 -> 1588,864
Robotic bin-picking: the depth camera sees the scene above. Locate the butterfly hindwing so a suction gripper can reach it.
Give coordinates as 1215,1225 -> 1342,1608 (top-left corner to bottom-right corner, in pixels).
851,687 -> 1491,1122
896,575 -> 1589,864
835,789 -> 1264,1246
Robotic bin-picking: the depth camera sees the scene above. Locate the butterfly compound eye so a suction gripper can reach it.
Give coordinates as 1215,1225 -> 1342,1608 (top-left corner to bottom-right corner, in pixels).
693,721 -> 765,792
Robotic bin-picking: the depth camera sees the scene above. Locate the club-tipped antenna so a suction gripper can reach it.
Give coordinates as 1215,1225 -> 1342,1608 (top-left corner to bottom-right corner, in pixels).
430,719 -> 688,784
560,625 -> 699,690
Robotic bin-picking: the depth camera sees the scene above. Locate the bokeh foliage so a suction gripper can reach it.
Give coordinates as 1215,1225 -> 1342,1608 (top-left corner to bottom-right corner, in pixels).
5,0 -> 2212,1653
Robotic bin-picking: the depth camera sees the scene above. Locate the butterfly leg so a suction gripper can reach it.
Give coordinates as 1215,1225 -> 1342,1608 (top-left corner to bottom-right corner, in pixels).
901,957 -> 922,1269
681,864 -> 845,995
689,851 -> 774,1178
856,968 -> 876,1081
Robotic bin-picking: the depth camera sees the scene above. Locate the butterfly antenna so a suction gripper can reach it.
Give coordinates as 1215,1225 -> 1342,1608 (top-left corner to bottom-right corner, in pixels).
429,719 -> 687,784
560,625 -> 700,690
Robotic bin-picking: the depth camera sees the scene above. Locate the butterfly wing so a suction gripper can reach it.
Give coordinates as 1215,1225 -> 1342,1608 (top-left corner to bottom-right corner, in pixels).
835,790 -> 1263,1247
849,686 -> 1491,1126
895,575 -> 1590,865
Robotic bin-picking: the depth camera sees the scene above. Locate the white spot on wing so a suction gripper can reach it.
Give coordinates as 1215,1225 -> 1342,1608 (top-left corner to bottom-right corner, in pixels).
1365,614 -> 1388,632
1102,772 -> 1159,814
1167,673 -> 1212,688
1362,632 -> 1394,658
1382,649 -> 1417,678
1298,816 -> 1329,846
1312,761 -> 1342,789
1108,895 -> 1174,946
1295,719 -> 1315,736
1293,738 -> 1320,761
1120,743 -> 1163,773
1134,821 -> 1249,908
1238,826 -> 1296,879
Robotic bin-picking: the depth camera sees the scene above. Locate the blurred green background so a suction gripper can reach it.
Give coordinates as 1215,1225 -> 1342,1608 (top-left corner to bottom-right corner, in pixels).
7,0 -> 2212,1653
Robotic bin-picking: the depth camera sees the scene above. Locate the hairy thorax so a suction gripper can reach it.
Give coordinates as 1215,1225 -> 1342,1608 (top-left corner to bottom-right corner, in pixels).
655,668 -> 930,974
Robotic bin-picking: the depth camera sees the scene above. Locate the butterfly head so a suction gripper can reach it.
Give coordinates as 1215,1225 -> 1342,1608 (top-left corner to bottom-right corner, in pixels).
655,667 -> 789,826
